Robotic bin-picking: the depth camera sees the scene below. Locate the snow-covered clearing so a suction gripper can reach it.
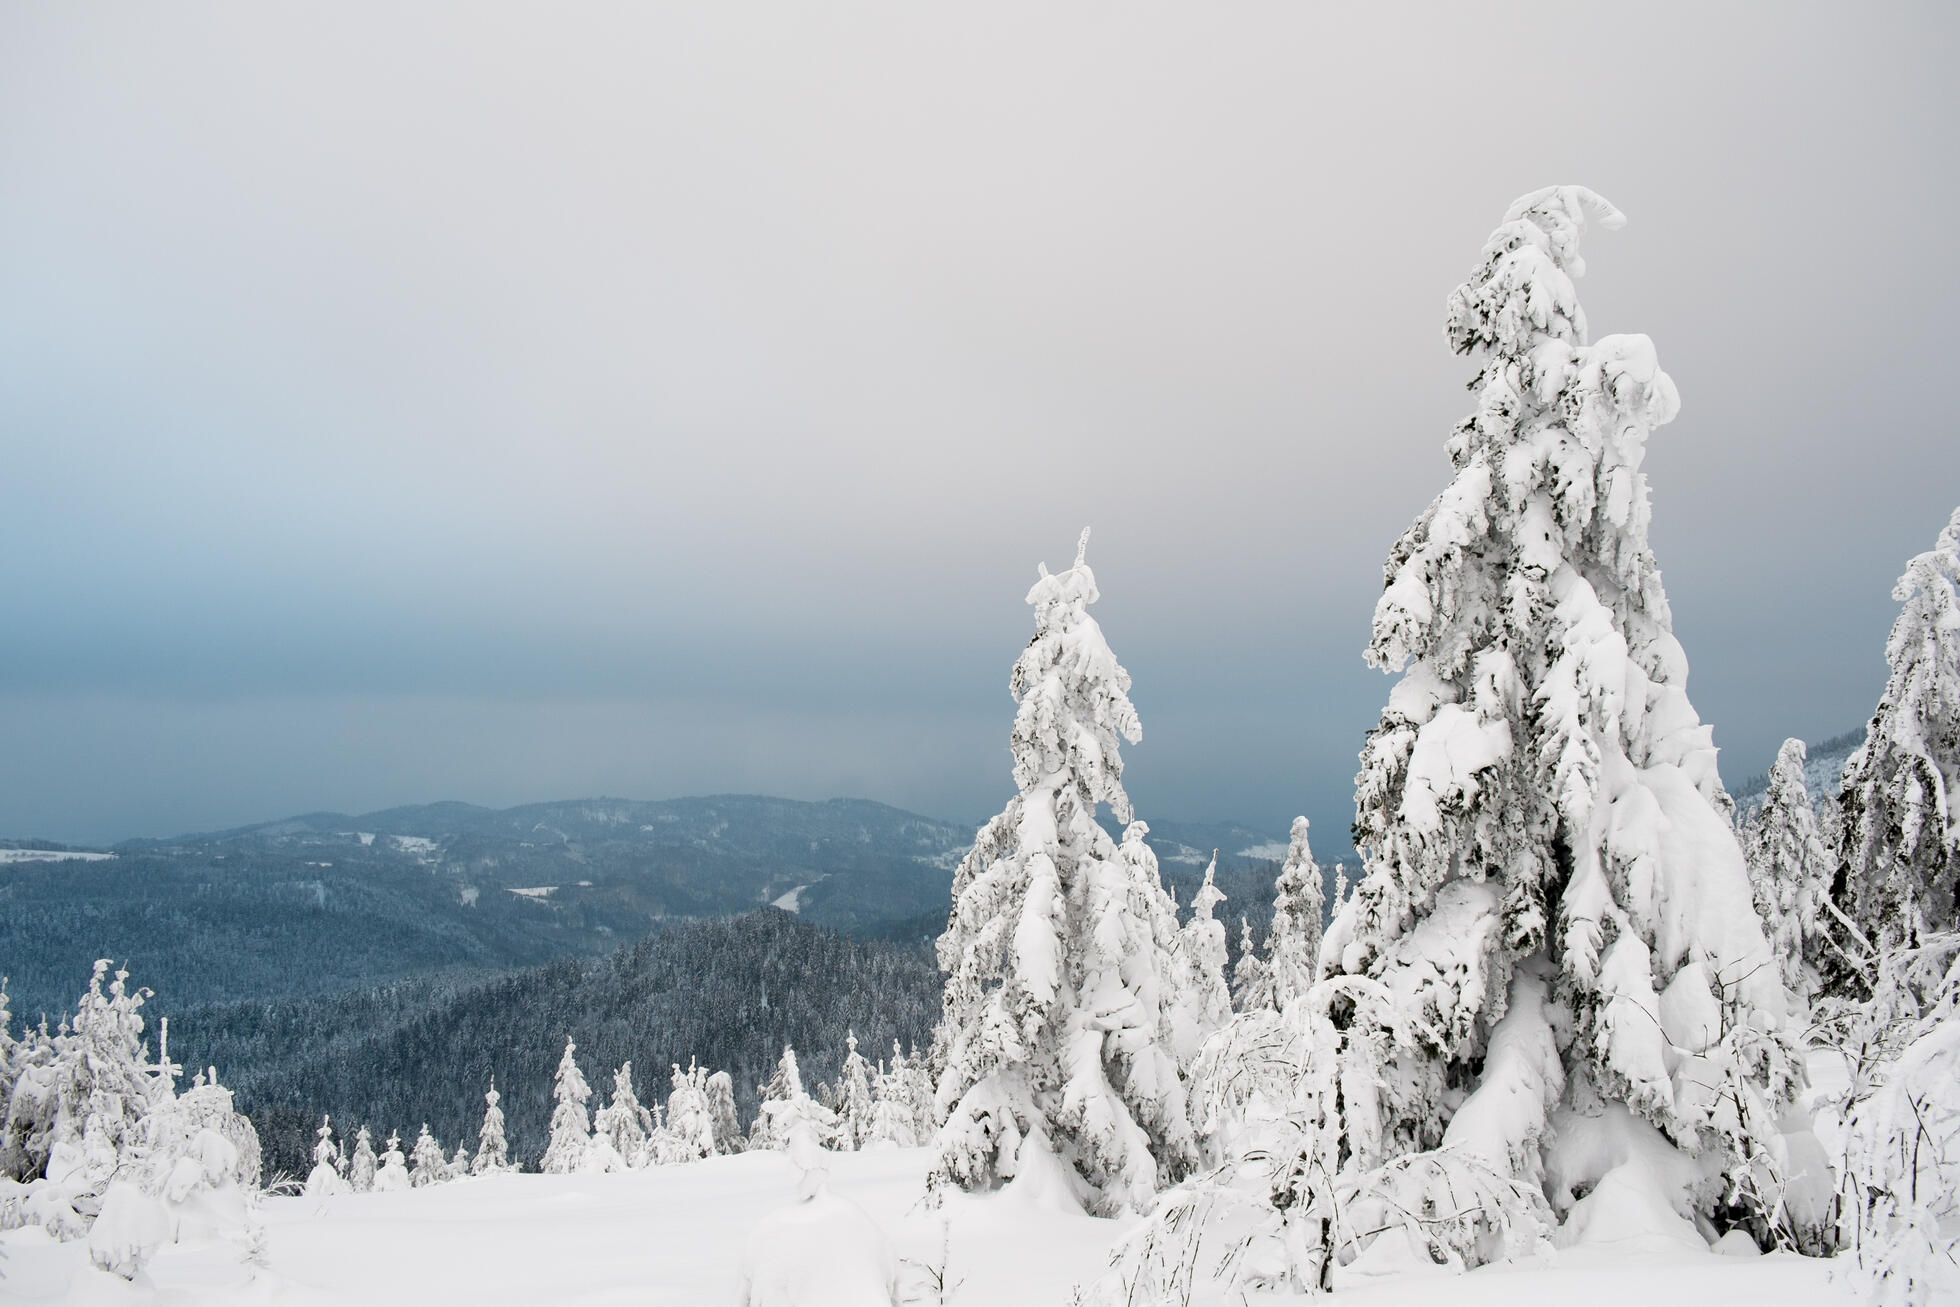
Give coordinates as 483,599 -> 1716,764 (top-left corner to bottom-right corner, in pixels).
0,1148 -> 1848,1306
0,850 -> 113,864
771,885 -> 808,913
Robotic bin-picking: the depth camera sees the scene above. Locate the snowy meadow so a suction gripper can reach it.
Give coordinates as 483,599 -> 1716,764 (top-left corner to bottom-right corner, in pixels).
3,185 -> 1958,1307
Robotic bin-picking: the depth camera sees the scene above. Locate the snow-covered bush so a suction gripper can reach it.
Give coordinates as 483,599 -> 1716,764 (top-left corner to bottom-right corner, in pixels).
86,1067 -> 264,1280
1836,507 -> 1960,972
1837,934 -> 1960,1307
540,1037 -> 594,1174
930,530 -> 1196,1215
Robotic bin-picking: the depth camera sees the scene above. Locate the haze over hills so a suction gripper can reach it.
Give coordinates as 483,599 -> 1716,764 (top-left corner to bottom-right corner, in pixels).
0,792 -> 1304,1023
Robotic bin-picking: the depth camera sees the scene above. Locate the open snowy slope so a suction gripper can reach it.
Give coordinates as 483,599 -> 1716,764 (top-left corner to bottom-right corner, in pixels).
0,1148 -> 1849,1306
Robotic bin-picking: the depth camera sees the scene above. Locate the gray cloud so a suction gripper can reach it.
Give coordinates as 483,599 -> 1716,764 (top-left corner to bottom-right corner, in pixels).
2,3 -> 1956,843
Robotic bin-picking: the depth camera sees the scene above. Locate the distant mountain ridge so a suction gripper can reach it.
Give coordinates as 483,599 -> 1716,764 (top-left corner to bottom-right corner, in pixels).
0,793 -> 1296,1022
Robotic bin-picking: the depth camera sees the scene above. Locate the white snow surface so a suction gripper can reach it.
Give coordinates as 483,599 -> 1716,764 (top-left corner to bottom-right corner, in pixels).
0,1147 -> 1850,1306
770,885 -> 807,913
505,886 -> 556,899
0,849 -> 114,864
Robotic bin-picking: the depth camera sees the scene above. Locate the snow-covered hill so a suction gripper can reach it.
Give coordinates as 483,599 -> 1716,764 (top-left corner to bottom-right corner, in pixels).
0,1147 -> 1844,1306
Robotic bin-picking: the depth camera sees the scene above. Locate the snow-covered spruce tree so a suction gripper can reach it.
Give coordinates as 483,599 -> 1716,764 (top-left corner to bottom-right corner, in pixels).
540,1037 -> 593,1174
1269,817 -> 1325,1008
410,1123 -> 447,1186
472,1078 -> 510,1174
305,1116 -> 343,1197
1836,507 -> 1960,971
1323,187 -> 1815,1253
373,1131 -> 408,1192
1178,855 -> 1234,1043
704,1069 -> 746,1155
348,1125 -> 377,1192
1745,738 -> 1840,1006
664,1061 -> 717,1162
594,1062 -> 651,1167
450,1144 -> 470,1175
751,1046 -> 837,1152
930,529 -> 1196,1215
1230,919 -> 1273,1013
835,1032 -> 875,1151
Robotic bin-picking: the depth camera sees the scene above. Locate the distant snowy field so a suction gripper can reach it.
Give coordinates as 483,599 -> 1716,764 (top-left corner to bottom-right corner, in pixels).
0,1147 -> 1849,1306
0,849 -> 113,864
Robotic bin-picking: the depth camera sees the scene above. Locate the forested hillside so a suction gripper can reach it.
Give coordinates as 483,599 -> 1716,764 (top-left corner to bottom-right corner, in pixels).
168,910 -> 942,1178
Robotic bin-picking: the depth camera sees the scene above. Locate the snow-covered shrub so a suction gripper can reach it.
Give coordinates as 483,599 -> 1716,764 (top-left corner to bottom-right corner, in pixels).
86,1068 -> 263,1280
930,530 -> 1196,1215
1836,507 -> 1960,973
540,1037 -> 594,1174
1837,934 -> 1960,1307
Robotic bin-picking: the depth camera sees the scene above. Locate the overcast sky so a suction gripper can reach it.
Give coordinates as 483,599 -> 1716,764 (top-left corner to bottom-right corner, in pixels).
2,4 -> 1956,845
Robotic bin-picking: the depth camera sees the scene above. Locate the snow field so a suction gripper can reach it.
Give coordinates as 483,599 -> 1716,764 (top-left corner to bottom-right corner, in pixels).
0,1146 -> 1854,1306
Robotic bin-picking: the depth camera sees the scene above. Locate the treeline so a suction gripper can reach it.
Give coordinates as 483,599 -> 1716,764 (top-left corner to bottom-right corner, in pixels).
190,910 -> 942,1178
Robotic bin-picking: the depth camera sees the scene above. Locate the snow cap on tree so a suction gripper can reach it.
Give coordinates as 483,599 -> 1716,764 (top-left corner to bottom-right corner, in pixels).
930,529 -> 1197,1215
1837,506 -> 1960,964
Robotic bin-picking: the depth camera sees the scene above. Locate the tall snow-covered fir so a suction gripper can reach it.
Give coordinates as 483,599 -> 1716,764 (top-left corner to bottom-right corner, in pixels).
1327,186 -> 1811,1245
929,529 -> 1196,1215
1744,738 -> 1838,1004
1836,506 -> 1960,966
540,1037 -> 593,1174
1268,816 -> 1325,1009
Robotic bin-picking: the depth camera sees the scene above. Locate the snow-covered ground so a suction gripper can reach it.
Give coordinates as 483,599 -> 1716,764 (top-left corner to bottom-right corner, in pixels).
0,1147 -> 1850,1306
0,849 -> 114,864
